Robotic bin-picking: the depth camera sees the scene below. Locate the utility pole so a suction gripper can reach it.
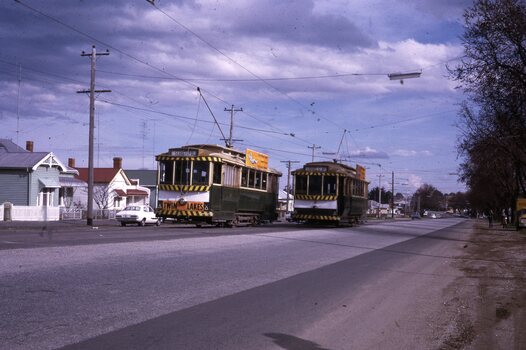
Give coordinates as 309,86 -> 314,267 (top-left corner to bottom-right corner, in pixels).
223,105 -> 243,148
280,160 -> 299,215
77,45 -> 110,226
391,171 -> 394,219
377,173 -> 382,218
16,63 -> 22,146
308,144 -> 321,162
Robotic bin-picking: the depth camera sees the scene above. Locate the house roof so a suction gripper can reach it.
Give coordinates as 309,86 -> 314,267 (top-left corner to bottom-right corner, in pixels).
126,189 -> 148,196
114,188 -> 148,197
0,139 -> 26,153
0,139 -> 76,174
125,169 -> 157,186
75,167 -> 120,183
59,176 -> 87,187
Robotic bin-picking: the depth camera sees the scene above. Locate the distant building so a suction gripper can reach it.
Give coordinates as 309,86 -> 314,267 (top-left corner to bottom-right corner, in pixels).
0,139 -> 80,220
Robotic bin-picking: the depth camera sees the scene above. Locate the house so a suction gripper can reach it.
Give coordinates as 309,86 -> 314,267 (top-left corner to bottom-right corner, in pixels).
124,169 -> 158,208
0,139 -> 80,220
277,189 -> 294,221
73,157 -> 150,210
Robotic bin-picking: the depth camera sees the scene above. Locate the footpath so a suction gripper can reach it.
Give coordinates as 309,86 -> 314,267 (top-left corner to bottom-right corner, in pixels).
438,220 -> 526,349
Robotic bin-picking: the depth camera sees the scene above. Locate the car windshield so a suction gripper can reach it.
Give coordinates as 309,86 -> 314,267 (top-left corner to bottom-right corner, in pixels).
123,206 -> 140,211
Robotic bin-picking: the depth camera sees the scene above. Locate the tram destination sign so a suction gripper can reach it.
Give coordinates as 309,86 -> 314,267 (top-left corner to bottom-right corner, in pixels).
170,149 -> 198,157
304,166 -> 328,172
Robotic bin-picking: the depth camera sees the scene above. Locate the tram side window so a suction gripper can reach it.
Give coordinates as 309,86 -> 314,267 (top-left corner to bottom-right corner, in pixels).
159,161 -> 174,184
255,171 -> 262,189
213,163 -> 222,185
248,169 -> 255,187
325,176 -> 337,195
295,175 -> 307,194
241,168 -> 248,187
352,179 -> 365,197
309,175 -> 322,195
223,164 -> 239,187
174,160 -> 191,185
262,173 -> 267,190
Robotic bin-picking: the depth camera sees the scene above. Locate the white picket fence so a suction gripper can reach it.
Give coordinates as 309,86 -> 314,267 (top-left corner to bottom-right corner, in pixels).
0,204 -> 60,221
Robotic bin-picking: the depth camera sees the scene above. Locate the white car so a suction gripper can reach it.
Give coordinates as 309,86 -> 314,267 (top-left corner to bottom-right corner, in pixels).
116,205 -> 161,227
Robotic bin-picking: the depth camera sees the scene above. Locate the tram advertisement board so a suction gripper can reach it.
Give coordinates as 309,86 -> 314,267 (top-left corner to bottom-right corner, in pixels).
245,149 -> 269,170
356,164 -> 366,180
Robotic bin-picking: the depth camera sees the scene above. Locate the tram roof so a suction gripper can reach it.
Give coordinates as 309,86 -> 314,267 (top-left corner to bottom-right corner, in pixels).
156,144 -> 281,175
292,161 -> 359,177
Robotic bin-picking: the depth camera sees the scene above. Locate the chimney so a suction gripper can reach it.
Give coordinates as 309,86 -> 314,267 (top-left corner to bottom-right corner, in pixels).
113,157 -> 122,169
68,158 -> 76,168
26,141 -> 34,152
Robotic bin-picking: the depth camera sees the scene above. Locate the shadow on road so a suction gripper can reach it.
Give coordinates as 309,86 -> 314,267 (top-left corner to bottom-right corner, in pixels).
264,332 -> 332,350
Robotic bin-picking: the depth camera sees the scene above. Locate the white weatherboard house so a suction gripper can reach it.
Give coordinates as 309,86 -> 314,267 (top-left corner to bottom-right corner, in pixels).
0,139 -> 80,221
73,157 -> 151,211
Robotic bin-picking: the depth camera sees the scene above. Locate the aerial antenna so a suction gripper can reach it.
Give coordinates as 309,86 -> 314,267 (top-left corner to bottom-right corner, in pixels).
16,63 -> 21,145
197,87 -> 228,146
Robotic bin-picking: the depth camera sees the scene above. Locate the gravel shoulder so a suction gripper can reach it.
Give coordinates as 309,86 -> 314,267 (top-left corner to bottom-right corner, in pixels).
437,219 -> 526,350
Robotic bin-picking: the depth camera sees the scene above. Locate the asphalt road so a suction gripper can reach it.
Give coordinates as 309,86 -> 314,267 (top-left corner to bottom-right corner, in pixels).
0,218 -> 468,349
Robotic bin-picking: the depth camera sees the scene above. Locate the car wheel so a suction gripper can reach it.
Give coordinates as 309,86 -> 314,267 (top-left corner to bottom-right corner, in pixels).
156,218 -> 161,226
139,218 -> 146,227
121,222 -> 126,227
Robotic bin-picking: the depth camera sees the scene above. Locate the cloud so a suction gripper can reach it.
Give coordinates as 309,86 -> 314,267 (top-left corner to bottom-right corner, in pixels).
392,149 -> 433,157
408,174 -> 423,189
350,147 -> 389,159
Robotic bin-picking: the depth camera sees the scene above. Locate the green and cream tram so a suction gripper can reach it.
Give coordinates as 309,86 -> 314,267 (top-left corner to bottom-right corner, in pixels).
292,161 -> 368,225
156,144 -> 281,226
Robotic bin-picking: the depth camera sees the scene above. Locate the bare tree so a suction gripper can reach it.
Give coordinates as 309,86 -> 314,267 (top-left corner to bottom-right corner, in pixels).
93,185 -> 111,210
451,0 -> 526,215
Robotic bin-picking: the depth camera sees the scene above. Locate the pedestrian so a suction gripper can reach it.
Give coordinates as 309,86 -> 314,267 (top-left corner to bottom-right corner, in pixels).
488,210 -> 493,228
502,209 -> 508,228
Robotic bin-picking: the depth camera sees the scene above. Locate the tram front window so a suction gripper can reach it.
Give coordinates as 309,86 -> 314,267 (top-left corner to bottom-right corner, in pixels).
308,175 -> 322,195
174,160 -> 191,185
295,175 -> 307,194
193,161 -> 210,185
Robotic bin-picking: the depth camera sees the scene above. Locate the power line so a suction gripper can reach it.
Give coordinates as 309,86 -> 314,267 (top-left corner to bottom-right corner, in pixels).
13,0 -> 304,146
144,0 -> 349,132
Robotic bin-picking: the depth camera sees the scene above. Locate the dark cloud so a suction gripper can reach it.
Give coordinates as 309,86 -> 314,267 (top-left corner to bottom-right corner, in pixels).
228,0 -> 377,51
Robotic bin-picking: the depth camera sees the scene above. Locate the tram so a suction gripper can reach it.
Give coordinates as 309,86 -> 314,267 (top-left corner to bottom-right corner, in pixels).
291,161 -> 368,225
155,144 -> 281,226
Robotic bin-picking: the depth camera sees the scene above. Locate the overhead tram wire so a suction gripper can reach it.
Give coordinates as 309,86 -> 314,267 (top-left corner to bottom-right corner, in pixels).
12,2 -> 231,115
97,99 -> 295,137
145,0 -> 353,133
11,2 -> 306,146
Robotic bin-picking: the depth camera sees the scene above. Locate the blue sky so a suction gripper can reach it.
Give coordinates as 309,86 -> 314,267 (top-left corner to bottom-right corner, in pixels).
0,0 -> 472,194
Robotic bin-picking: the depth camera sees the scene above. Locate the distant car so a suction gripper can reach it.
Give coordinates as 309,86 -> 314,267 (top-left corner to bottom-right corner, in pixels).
518,209 -> 526,229
411,212 -> 421,220
116,205 -> 161,227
